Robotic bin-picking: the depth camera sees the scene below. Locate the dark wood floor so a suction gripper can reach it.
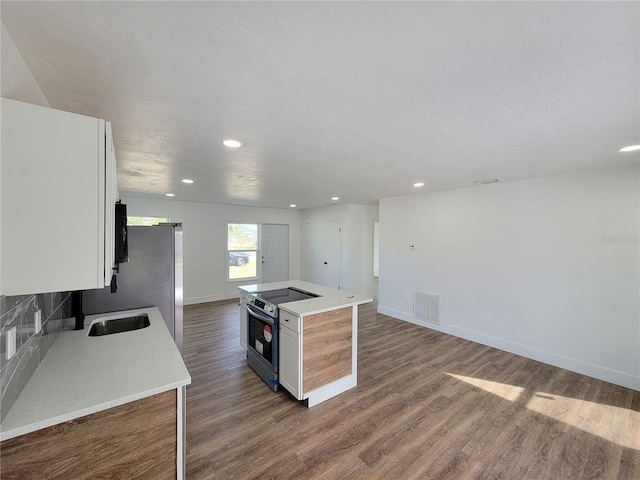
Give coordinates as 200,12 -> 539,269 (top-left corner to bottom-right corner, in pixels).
183,299 -> 639,479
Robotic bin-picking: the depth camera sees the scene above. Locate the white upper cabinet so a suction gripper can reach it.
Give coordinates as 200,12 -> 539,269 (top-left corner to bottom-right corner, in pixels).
104,122 -> 118,281
1,98 -> 119,295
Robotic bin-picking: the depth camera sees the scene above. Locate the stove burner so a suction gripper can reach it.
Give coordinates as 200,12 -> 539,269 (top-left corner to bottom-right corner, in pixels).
256,287 -> 319,306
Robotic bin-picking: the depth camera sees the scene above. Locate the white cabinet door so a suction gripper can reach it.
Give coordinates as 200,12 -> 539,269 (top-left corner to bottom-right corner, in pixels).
279,323 -> 301,399
1,98 -> 114,295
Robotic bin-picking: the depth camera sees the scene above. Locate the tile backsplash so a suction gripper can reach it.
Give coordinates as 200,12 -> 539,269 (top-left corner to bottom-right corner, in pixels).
0,292 -> 73,422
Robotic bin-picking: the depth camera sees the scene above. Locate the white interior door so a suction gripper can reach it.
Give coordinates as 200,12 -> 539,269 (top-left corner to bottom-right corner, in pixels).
262,224 -> 289,283
323,220 -> 342,290
373,221 -> 379,277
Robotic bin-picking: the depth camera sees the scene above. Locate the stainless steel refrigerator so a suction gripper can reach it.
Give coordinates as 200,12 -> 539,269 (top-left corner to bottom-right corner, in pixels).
83,223 -> 184,352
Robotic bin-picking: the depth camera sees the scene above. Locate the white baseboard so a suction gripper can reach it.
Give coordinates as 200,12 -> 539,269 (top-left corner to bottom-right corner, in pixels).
377,305 -> 640,392
305,374 -> 358,408
184,293 -> 237,305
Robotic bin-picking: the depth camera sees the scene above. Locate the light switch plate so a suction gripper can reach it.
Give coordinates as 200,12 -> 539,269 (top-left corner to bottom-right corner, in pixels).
6,326 -> 17,360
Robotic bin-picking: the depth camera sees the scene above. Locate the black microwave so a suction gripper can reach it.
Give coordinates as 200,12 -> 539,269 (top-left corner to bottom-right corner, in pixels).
114,201 -> 129,264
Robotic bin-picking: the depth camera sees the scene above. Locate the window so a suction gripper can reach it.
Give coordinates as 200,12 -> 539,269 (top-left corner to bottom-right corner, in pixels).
127,216 -> 169,226
228,223 -> 258,280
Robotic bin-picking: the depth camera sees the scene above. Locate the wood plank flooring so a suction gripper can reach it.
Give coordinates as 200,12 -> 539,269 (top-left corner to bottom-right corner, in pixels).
183,299 -> 639,479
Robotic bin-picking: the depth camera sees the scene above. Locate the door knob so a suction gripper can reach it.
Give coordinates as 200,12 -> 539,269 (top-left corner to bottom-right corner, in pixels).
324,262 -> 328,265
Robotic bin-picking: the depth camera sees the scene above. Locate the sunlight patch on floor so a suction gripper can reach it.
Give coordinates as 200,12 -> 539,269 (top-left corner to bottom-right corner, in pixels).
447,373 -> 639,450
446,373 -> 525,401
527,392 -> 640,450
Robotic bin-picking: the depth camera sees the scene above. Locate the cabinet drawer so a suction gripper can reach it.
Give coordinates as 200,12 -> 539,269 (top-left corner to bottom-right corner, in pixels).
279,310 -> 301,333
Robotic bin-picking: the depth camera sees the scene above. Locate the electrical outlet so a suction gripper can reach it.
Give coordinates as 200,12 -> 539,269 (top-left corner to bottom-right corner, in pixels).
6,326 -> 17,360
35,308 -> 42,334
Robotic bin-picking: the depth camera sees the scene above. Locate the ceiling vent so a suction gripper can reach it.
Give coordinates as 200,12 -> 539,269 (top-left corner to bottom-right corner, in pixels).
413,291 -> 441,325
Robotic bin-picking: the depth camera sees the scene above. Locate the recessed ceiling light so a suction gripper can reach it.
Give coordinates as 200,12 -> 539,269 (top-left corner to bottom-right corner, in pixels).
182,179 -> 194,184
222,139 -> 242,148
290,204 -> 297,208
331,197 -> 339,201
413,182 -> 424,187
165,193 -> 175,197
619,144 -> 640,152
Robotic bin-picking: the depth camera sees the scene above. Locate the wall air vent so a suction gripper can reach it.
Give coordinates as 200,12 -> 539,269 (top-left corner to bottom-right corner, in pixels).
413,291 -> 441,325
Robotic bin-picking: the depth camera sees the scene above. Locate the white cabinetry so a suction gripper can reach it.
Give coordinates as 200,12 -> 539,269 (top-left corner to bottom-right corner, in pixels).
104,123 -> 118,277
239,295 -> 248,350
279,310 -> 301,398
1,98 -> 119,295
279,305 -> 356,407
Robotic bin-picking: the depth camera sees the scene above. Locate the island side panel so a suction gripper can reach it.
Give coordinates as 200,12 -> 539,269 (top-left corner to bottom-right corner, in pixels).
303,306 -> 353,393
0,390 -> 177,480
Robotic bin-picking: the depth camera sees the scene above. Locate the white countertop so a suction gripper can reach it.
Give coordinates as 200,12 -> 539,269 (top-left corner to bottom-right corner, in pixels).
238,280 -> 372,316
0,307 -> 191,441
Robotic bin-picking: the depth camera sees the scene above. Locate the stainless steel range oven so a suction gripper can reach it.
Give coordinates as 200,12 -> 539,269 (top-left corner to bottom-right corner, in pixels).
245,287 -> 319,391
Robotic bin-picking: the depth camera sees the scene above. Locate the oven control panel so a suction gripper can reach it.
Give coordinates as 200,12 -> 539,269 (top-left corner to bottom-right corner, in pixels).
247,295 -> 276,316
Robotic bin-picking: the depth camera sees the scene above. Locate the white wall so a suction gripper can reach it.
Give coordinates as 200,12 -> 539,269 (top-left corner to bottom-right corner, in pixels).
1,24 -> 49,107
122,196 -> 302,304
379,165 -> 639,390
300,204 -> 378,296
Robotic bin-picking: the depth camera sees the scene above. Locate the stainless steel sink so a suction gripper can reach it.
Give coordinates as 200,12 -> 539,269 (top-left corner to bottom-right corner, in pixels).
88,314 -> 150,336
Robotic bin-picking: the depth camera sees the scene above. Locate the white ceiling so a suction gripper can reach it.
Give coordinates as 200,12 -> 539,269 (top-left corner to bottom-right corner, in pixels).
2,1 -> 638,210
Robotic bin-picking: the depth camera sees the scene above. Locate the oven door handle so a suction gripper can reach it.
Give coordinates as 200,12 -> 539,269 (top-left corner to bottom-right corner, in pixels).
247,304 -> 276,325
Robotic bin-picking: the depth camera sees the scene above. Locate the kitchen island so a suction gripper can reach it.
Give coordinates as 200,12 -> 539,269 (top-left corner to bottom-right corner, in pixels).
239,281 -> 372,407
0,307 -> 190,480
